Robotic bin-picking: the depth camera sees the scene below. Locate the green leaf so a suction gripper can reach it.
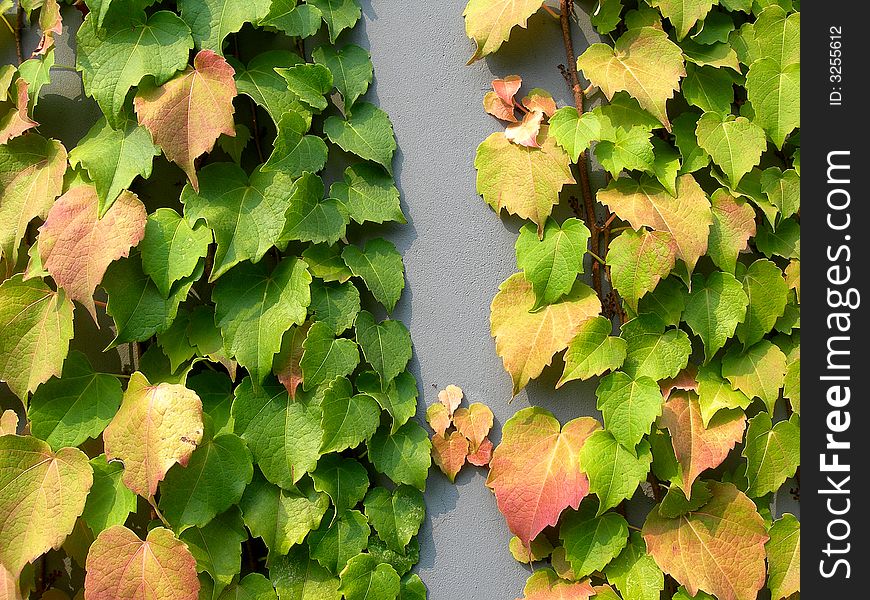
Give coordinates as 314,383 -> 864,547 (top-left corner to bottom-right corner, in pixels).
341,238 -> 405,313
77,10 -> 193,128
68,116 -> 160,215
559,501 -> 629,579
309,509 -> 370,574
708,189 -> 756,274
608,228 -> 677,311
311,455 -> 370,516
159,433 -> 254,530
650,0 -> 716,39
313,44 -> 373,109
682,64 -> 735,115
765,514 -> 800,600
180,508 -> 247,592
684,271 -> 749,361
232,50 -> 311,125
232,376 -> 322,488
260,0 -> 323,38
338,554 -> 400,600
354,311 -> 412,387
310,280 -> 361,335
369,536 -> 420,579
722,340 -> 787,413
262,110 -> 329,177
760,167 -> 800,220
736,259 -> 788,348
140,207 -> 212,298
755,217 -> 800,260
304,244 -> 354,283
746,59 -> 799,149
182,163 -> 296,280
658,480 -> 713,518
651,138 -> 681,196
28,351 -> 122,450
218,573 -> 278,600
595,126 -> 656,176
680,39 -> 741,70
696,112 -> 767,188
277,63 -> 334,111
0,275 -> 74,400
691,9 -> 735,44
239,471 -> 328,556
364,486 -> 425,554
300,322 -> 360,390
213,258 -> 311,384
696,359 -> 752,427
742,412 -> 800,498
591,0 -> 624,34
515,218 -> 589,309
549,106 -> 603,162
279,172 -> 348,246
398,574 -> 426,600
595,371 -> 662,449
356,371 -> 418,434
752,5 -> 800,69
621,316 -> 692,380
330,164 -> 405,225
319,377 -> 380,453
270,546 -> 341,600
368,422 -> 432,492
81,456 -> 137,535
604,531 -> 664,600
178,0 -> 271,54
324,102 -> 397,173
579,430 -> 652,514
308,0 -> 362,44
637,277 -> 686,327
559,316 -> 627,386
672,112 -> 710,174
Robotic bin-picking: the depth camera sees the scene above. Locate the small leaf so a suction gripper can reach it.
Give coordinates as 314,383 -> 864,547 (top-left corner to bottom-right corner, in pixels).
312,44 -> 373,109
368,422 -> 432,491
683,271 -> 749,361
277,63 -> 334,111
364,486 -> 425,554
595,371 -> 662,449
621,316 -> 692,381
342,238 -> 405,313
180,508 -> 247,592
721,340 -> 787,413
261,0 -> 323,38
338,554 -> 400,600
736,259 -> 788,348
549,107 -> 602,162
649,0 -> 716,39
707,189 -> 756,274
270,546 -> 340,600
559,316 -> 627,386
760,167 -> 800,220
357,370 -> 419,434
308,509 -> 370,574
742,412 -> 800,498
140,207 -> 211,298
308,0 -> 362,44
300,322 -> 360,390
324,102 -> 397,173
505,110 -> 544,148
516,218 -> 590,309
330,163 -> 405,225
603,531 -> 664,600
607,228 -> 677,311
81,457 -> 137,536
311,455 -> 370,516
232,50 -> 311,125
509,534 -> 554,564
696,359 -> 752,427
579,430 -> 652,513
518,568 -> 595,600
319,377 -> 380,453
453,403 -> 494,450
310,279 -> 361,335
463,0 -> 544,62
355,311 -> 412,386
559,501 -> 629,579
682,64 -> 735,115
766,514 -> 800,600
431,430 -> 468,482
695,112 -> 767,188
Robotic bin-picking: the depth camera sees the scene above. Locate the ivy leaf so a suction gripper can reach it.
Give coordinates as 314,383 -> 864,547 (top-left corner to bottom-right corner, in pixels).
240,472 -> 328,556
595,371 -> 662,450
38,185 -> 146,319
672,112 -> 710,174
721,340 -> 787,413
491,274 -> 601,396
399,573 -> 427,600
680,39 -> 741,71
338,554 -> 400,600
742,413 -> 800,498
0,435 -> 92,576
659,390 -> 746,495
183,164 -> 295,280
81,456 -> 137,536
597,175 -> 712,276
760,167 -> 800,220
260,0 -> 323,39
300,322 -> 360,390
515,218 -> 590,309
604,531 -> 664,600
0,79 -> 37,144
180,508 -> 247,593
509,534 -> 554,565
103,372 -> 204,497
140,208 -> 212,298
643,482 -> 768,600
637,277 -> 686,327
579,431 -> 652,514
752,5 -> 800,69
28,351 -> 122,451
218,573 -> 277,600
84,526 -> 199,600
213,258 -> 311,384
577,27 -> 685,130
341,238 -> 405,313
735,259 -> 788,348
559,316 -> 627,386
755,218 -> 800,260
355,311 -> 412,387
77,10 -> 193,129
559,501 -> 628,579
595,123 -> 656,176
304,243 -> 353,283
232,50 -> 310,125
135,50 -> 237,191
695,112 -> 767,188
766,514 -> 800,600
68,116 -> 160,216
453,403 -> 494,450
621,316 -> 692,381
650,0 -> 716,39
696,359 -> 752,427
324,102 -> 397,173
312,44 -> 373,110
232,376 -> 322,488
548,107 -> 602,162
519,568 -> 595,600
277,63 -> 334,111
682,64 -> 735,115
708,189 -> 756,274
357,370 -> 419,434
607,228 -> 678,311
310,280 -> 361,335
684,271 -> 749,361
431,430 -> 469,482
745,59 -> 799,149
0,275 -> 74,400
0,134 -> 66,264
319,377 -> 380,453
263,111 -> 329,178
367,422 -> 432,491
330,164 -> 405,225
270,546 -> 340,600
463,0 -> 543,63
178,0 -> 271,54
590,0 -> 624,35
159,433 -> 254,530
308,509 -> 370,574
658,480 -> 713,518
364,486 -> 425,554
308,0 -> 361,44
311,455 -> 370,516
487,407 -> 600,545
475,128 -> 575,236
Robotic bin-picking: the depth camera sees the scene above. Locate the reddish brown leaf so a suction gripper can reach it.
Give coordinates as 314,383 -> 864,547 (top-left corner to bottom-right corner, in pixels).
518,569 -> 595,600
492,75 -> 522,105
38,185 -> 146,320
522,89 -> 557,117
274,322 -> 311,400
660,365 -> 698,401
432,430 -> 469,483
467,437 -> 493,467
0,80 -> 37,144
134,50 -> 236,192
34,0 -> 63,56
484,91 -> 518,122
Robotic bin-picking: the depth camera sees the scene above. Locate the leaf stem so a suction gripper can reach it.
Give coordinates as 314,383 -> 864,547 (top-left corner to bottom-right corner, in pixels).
587,249 -> 606,266
148,497 -> 172,529
0,14 -> 14,35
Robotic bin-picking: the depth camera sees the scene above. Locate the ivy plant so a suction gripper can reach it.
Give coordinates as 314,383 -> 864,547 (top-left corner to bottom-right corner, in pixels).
0,1 -> 430,599
456,1 -> 800,599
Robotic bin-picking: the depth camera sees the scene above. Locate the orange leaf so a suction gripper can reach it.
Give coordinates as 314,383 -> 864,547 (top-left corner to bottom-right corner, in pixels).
660,365 -> 698,401
0,80 -> 37,144
517,569 -> 595,600
467,437 -> 493,467
487,407 -> 600,545
484,91 -> 518,122
492,75 -> 522,105
432,431 -> 469,483
453,402 -> 494,449
426,402 -> 451,437
522,89 -> 557,117
39,185 -> 146,320
134,50 -> 236,191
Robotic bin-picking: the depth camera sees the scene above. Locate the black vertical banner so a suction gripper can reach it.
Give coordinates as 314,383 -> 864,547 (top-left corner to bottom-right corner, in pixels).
803,1 -> 866,596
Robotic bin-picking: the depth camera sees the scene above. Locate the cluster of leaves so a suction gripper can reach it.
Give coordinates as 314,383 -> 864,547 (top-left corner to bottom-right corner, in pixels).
463,1 -> 800,599
0,1 -> 430,599
425,384 -> 494,482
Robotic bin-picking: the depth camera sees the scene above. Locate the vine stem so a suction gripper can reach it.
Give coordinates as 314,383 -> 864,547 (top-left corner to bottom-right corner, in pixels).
15,7 -> 24,65
147,497 -> 172,529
